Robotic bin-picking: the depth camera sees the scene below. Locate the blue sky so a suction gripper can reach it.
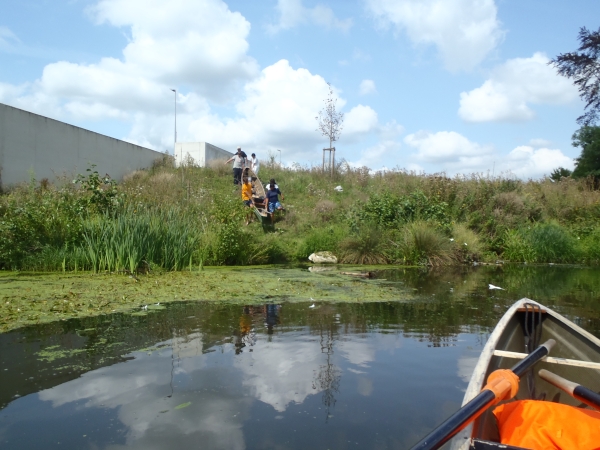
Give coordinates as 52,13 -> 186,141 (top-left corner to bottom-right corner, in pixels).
1,0 -> 598,178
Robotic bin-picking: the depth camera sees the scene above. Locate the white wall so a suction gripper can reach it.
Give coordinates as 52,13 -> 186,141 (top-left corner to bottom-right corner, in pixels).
174,142 -> 233,167
0,103 -> 165,189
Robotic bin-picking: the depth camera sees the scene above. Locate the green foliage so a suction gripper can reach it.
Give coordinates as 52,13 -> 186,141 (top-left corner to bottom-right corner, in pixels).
295,226 -> 346,261
450,223 -> 483,263
354,191 -> 449,229
550,167 -> 573,181
339,226 -> 389,264
528,222 -> 579,263
4,160 -> 600,270
0,187 -> 83,269
572,126 -> 600,179
579,228 -> 600,263
501,229 -> 536,262
82,208 -> 201,272
73,166 -> 122,214
501,223 -> 579,263
390,222 -> 453,266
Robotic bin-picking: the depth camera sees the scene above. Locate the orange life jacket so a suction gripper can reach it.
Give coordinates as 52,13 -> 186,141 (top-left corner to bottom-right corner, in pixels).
493,400 -> 600,450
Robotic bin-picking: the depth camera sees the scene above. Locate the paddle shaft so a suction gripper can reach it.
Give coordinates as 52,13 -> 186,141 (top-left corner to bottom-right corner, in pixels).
539,369 -> 600,411
410,339 -> 555,450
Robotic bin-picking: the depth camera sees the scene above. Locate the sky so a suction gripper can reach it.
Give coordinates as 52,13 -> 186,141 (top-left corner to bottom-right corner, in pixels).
1,0 -> 598,179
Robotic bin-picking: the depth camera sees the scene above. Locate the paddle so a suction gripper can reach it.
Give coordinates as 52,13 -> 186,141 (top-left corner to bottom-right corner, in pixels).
539,369 -> 600,411
410,339 -> 555,450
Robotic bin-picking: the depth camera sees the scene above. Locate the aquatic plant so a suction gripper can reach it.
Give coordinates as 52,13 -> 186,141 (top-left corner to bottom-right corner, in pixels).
82,208 -> 202,273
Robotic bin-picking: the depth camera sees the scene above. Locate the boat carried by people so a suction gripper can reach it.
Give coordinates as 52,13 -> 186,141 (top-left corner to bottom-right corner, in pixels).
247,170 -> 271,228
411,298 -> 600,450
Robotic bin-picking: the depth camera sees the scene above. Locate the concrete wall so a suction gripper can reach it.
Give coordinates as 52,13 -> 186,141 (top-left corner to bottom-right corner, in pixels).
174,142 -> 233,167
0,103 -> 165,189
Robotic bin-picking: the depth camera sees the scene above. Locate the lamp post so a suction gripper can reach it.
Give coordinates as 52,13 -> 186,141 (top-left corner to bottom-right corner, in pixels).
171,88 -> 177,146
277,149 -> 281,166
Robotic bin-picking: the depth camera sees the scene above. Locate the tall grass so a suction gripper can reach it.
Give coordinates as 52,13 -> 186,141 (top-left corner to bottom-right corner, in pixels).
3,159 -> 600,270
82,208 -> 202,273
391,222 -> 454,266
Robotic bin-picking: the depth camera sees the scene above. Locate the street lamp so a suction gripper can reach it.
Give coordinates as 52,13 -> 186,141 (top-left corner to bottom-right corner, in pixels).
277,149 -> 281,166
170,89 -> 177,146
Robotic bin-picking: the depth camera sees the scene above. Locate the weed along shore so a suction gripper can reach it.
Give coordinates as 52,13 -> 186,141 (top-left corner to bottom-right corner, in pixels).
2,158 -> 600,274
0,266 -> 415,333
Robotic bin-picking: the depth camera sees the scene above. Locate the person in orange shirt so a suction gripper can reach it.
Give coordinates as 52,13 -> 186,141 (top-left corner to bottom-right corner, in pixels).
241,168 -> 254,225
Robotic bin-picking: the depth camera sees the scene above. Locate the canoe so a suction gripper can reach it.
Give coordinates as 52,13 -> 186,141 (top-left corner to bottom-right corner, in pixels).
449,298 -> 600,450
248,170 -> 272,229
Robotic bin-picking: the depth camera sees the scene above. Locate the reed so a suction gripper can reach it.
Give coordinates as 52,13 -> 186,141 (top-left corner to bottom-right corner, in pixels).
81,207 -> 202,273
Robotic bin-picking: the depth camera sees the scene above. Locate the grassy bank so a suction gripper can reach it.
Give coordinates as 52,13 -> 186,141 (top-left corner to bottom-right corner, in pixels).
1,157 -> 600,271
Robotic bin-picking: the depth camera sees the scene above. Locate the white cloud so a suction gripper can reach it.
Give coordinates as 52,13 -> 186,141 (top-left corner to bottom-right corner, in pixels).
267,0 -> 353,34
0,0 -> 258,124
0,0 -> 388,164
459,53 -> 578,122
0,26 -> 20,50
183,60 -> 382,163
500,146 -> 575,179
365,0 -> 504,72
405,130 -> 493,166
404,130 -> 574,178
344,104 -> 378,136
359,79 -> 376,95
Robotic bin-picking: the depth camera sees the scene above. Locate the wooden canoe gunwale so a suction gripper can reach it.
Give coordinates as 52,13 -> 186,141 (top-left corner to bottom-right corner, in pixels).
450,298 -> 600,450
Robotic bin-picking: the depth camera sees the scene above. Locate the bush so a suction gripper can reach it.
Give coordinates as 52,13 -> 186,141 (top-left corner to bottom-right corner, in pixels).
339,226 -> 389,264
450,223 -> 483,262
528,222 -> 579,263
501,229 -> 535,262
295,226 -> 346,261
391,221 -> 453,266
501,223 -> 579,263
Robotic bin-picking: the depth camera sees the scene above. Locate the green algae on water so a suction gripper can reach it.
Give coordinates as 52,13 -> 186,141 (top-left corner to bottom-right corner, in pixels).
0,266 -> 414,333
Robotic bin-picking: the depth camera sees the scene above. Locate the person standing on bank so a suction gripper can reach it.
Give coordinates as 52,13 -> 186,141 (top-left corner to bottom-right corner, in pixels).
225,147 -> 246,185
250,153 -> 260,174
266,178 -> 284,224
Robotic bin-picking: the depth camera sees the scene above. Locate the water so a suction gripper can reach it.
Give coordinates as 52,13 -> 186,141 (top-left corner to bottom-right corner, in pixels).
1,265 -> 600,449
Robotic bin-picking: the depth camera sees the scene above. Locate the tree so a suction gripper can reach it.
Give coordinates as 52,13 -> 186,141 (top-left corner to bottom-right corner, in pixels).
550,27 -> 600,126
571,126 -> 600,179
549,167 -> 572,182
316,83 -> 344,151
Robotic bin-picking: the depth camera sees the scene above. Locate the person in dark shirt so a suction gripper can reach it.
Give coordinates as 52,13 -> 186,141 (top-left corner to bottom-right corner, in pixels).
266,178 -> 284,224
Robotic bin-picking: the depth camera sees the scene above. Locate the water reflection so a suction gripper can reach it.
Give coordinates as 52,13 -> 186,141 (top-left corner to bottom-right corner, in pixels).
1,264 -> 600,449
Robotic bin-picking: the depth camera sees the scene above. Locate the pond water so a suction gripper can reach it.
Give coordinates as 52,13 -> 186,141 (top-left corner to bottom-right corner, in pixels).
1,265 -> 600,449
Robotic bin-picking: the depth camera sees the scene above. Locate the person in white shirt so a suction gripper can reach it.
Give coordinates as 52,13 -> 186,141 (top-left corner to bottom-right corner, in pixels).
224,147 -> 246,185
250,153 -> 260,174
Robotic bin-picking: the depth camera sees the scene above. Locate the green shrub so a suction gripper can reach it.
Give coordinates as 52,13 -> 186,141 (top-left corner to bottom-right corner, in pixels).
450,223 -> 483,262
501,229 -> 535,262
580,229 -> 600,263
295,226 -> 346,261
339,226 -> 389,264
391,221 -> 453,266
528,222 -> 579,263
0,187 -> 83,269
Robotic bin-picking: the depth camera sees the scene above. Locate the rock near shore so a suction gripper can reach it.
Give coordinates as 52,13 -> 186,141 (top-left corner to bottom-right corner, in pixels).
308,251 -> 338,264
